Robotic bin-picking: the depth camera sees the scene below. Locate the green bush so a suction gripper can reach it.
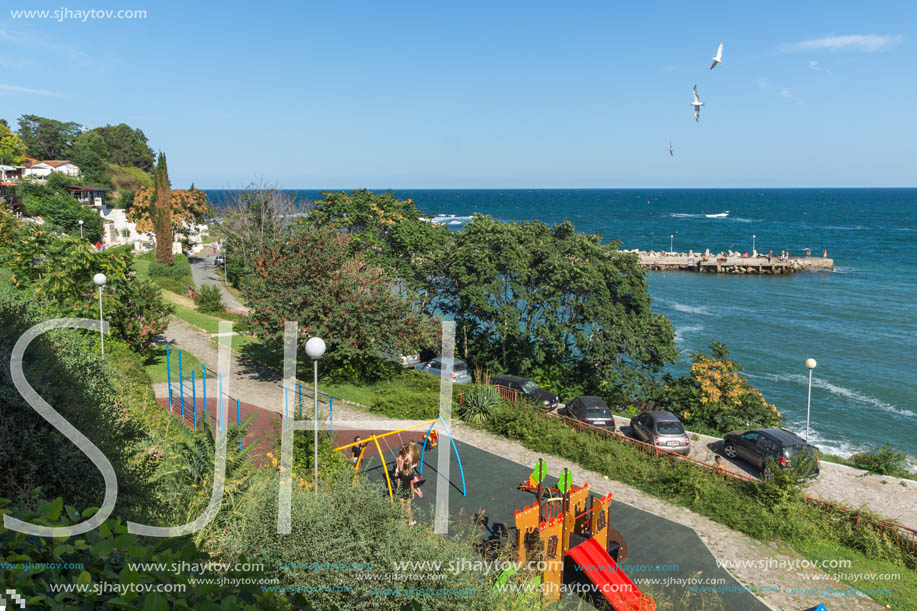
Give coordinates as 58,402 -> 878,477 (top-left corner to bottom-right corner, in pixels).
369,371 -> 440,419
195,284 -> 224,314
139,252 -> 195,294
215,473 -> 497,610
849,444 -> 912,478
0,497 -> 291,609
22,191 -> 103,243
109,277 -> 174,358
457,384 -> 500,424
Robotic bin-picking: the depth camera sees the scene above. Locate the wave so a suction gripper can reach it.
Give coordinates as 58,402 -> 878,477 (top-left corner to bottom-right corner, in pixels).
674,324 -> 704,343
746,372 -> 915,419
670,302 -> 713,316
822,225 -> 868,231
705,211 -> 729,218
421,214 -> 474,226
668,213 -> 704,218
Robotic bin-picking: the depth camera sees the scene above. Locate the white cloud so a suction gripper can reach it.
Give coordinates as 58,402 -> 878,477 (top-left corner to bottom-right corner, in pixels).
0,84 -> 62,97
756,77 -> 770,89
780,34 -> 903,53
778,88 -> 803,104
808,59 -> 819,70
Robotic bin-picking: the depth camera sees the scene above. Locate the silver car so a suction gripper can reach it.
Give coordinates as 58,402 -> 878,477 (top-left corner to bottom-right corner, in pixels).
414,358 -> 473,384
630,410 -> 691,455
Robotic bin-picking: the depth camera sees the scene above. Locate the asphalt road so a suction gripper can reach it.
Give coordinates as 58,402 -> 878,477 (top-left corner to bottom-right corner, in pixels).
188,248 -> 249,313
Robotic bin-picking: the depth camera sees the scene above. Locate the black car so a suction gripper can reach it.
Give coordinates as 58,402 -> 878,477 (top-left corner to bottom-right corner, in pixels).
565,396 -> 615,431
630,410 -> 690,455
491,374 -> 560,411
723,428 -> 819,479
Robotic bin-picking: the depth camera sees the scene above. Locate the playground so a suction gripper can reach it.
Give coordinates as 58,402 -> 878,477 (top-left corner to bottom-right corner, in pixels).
156,343 -> 766,610
339,427 -> 768,610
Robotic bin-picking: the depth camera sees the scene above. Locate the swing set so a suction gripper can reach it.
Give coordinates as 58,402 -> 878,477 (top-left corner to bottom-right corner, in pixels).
333,417 -> 467,502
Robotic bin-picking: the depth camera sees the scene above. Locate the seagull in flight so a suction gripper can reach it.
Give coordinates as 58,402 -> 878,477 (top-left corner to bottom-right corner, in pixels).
692,84 -> 704,122
668,140 -> 674,157
710,42 -> 724,70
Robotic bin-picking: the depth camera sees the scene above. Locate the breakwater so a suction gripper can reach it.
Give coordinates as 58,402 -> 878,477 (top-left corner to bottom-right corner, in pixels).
632,250 -> 834,274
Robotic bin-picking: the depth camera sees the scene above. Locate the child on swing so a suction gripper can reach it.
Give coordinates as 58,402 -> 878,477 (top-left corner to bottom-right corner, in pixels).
395,447 -> 417,526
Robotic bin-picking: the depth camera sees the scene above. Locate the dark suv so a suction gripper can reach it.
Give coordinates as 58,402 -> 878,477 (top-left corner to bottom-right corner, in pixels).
566,396 -> 615,431
723,428 -> 819,479
491,375 -> 560,411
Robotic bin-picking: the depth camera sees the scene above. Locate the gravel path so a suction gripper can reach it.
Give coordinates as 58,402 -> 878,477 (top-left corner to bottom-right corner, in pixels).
151,318 -> 891,611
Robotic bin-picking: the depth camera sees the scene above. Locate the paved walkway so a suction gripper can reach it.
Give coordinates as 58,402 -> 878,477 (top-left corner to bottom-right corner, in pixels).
152,317 -> 886,611
187,249 -> 249,313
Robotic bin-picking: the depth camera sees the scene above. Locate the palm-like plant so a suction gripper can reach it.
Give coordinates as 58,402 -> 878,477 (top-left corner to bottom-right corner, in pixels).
458,383 -> 501,425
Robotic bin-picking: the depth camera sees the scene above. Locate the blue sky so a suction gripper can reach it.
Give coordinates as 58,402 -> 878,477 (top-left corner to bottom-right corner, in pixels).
1,0 -> 915,188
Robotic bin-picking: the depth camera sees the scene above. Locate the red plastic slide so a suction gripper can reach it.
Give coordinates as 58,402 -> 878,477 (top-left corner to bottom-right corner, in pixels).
565,538 -> 656,611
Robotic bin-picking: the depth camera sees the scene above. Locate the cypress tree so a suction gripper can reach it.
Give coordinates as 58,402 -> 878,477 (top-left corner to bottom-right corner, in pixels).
152,152 -> 173,264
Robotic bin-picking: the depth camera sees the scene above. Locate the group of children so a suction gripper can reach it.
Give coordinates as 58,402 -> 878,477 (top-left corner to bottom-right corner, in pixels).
349,436 -> 425,526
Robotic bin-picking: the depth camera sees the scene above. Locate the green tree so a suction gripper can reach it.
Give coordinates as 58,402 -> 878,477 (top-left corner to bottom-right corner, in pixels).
21,191 -> 103,242
304,189 -> 450,309
243,223 -> 438,377
90,123 -> 155,170
16,114 -> 81,159
0,122 -> 26,165
151,152 -> 173,264
71,131 -> 110,185
440,215 -> 677,402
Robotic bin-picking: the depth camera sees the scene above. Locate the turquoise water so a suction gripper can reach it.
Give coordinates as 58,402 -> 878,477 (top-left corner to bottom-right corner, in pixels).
207,189 -> 917,457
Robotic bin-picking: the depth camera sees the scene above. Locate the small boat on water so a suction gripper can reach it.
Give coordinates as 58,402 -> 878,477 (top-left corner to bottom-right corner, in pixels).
705,211 -> 729,218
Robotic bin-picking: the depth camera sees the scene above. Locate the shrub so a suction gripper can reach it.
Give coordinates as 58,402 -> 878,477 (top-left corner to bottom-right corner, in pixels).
142,252 -> 195,293
108,277 -> 174,359
458,384 -> 500,424
662,341 -> 780,435
215,473 -> 497,610
22,191 -> 103,243
0,497 -> 291,609
195,284 -> 224,314
849,444 -> 912,478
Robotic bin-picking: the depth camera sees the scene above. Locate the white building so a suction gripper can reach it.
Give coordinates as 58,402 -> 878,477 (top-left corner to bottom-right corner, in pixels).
23,160 -> 81,179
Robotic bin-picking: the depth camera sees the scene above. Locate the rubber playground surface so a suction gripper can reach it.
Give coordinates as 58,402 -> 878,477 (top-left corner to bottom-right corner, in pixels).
343,428 -> 768,611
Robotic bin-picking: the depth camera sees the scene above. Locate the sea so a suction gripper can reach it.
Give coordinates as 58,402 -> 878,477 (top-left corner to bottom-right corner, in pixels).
206,189 -> 917,459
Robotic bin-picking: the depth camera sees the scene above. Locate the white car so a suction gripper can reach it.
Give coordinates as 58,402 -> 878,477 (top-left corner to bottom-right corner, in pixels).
414,358 -> 473,384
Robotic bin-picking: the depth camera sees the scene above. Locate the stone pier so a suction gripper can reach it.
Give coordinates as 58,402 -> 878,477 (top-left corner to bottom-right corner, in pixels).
630,249 -> 834,274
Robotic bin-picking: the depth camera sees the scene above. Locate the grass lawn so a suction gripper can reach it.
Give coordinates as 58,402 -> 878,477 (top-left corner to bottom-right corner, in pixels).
144,343 -> 205,384
321,381 -> 378,407
160,290 -> 258,353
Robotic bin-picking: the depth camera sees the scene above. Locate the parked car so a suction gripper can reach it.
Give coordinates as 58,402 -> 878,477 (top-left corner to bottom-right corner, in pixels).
490,374 -> 560,411
630,410 -> 690,455
214,255 -> 225,265
565,396 -> 615,431
723,428 -> 820,480
414,358 -> 473,384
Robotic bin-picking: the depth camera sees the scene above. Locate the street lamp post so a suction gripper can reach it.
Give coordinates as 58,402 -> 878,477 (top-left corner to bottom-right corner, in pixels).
805,358 -> 817,443
669,234 -> 674,253
79,219 -> 84,239
93,273 -> 107,357
305,337 -> 326,496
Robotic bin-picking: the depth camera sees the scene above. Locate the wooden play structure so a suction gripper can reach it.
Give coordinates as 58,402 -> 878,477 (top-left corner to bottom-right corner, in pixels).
514,459 -> 656,610
333,417 -> 466,502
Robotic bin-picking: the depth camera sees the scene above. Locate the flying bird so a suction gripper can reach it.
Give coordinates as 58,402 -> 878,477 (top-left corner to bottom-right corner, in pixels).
691,84 -> 704,122
710,42 -> 724,70
668,140 -> 674,157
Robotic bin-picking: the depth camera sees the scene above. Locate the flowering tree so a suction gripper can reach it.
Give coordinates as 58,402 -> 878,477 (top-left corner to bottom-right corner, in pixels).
109,277 -> 174,358
663,341 -> 780,435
